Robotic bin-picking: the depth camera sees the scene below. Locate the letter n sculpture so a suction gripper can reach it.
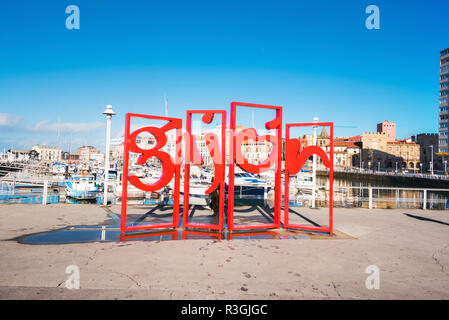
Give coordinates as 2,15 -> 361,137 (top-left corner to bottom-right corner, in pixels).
284,122 -> 334,235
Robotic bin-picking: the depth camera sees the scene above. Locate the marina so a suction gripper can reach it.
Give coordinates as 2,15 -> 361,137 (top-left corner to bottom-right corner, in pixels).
2,161 -> 449,210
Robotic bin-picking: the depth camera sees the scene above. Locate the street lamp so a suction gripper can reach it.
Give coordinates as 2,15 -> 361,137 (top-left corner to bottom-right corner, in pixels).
312,117 -> 318,208
359,148 -> 362,170
103,104 -> 116,205
445,160 -> 447,175
395,161 -> 398,174
420,163 -> 423,174
430,145 -> 434,175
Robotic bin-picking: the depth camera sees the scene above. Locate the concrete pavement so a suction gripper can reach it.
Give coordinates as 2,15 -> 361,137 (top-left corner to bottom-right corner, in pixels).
0,204 -> 448,299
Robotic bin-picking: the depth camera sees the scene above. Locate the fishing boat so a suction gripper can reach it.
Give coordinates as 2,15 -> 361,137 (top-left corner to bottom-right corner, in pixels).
66,174 -> 98,200
65,174 -> 98,200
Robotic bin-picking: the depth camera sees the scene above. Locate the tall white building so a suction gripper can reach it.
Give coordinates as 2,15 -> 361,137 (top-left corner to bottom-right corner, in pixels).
439,47 -> 449,152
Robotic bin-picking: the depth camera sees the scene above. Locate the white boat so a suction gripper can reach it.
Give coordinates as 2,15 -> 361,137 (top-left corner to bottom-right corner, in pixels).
51,163 -> 67,175
289,170 -> 313,187
68,165 -> 76,174
113,182 -> 146,199
180,175 -> 212,206
65,175 -> 98,200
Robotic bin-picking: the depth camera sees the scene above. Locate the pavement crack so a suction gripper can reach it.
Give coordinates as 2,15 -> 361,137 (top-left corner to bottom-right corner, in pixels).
84,245 -> 116,267
85,249 -> 99,267
56,279 -> 65,288
331,281 -> 342,298
112,271 -> 143,288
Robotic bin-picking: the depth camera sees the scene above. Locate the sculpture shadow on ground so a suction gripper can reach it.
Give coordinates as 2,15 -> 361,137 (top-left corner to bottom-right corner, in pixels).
403,213 -> 449,227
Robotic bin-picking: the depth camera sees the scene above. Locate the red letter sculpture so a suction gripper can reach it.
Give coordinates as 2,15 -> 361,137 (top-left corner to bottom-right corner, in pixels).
120,113 -> 182,235
183,110 -> 226,231
228,102 -> 282,231
284,122 -> 334,235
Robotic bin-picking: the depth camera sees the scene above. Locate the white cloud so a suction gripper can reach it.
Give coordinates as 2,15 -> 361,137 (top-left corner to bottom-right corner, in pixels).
0,114 -> 107,151
0,113 -> 22,127
0,113 -> 104,134
30,120 -> 104,133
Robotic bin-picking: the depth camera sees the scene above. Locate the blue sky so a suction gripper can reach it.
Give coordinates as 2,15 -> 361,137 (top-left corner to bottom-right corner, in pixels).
0,0 -> 448,152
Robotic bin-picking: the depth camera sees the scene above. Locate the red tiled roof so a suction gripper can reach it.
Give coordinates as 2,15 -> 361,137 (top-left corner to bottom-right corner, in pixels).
334,135 -> 361,143
331,141 -> 360,148
347,135 -> 362,142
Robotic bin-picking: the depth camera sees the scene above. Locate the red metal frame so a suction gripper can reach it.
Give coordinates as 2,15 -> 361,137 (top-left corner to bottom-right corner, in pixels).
182,230 -> 224,240
183,110 -> 226,231
120,230 -> 179,241
120,113 -> 182,235
227,231 -> 278,240
228,102 -> 282,231
284,122 -> 334,235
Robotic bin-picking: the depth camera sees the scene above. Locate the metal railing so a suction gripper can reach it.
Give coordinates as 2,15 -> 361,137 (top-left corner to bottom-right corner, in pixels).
288,185 -> 449,210
318,166 -> 449,181
2,175 -> 449,210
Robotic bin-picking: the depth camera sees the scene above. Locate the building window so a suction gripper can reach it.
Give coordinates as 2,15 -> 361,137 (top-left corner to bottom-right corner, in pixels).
441,90 -> 449,97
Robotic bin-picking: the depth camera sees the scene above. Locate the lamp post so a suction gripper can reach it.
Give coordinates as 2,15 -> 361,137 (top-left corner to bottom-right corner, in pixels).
312,117 -> 318,208
103,104 -> 116,205
430,145 -> 434,175
395,161 -> 398,174
445,160 -> 447,175
420,163 -> 423,174
359,148 -> 362,170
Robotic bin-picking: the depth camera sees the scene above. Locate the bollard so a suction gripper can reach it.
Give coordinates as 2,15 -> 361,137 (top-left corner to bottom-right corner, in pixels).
423,189 -> 427,210
368,187 -> 373,209
42,180 -> 48,205
395,189 -> 399,209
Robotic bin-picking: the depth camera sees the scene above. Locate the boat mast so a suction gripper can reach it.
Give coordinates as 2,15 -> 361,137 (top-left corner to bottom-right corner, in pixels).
164,93 -> 168,117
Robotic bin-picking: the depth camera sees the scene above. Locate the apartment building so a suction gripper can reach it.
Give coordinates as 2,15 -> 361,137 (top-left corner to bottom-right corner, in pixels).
439,47 -> 449,152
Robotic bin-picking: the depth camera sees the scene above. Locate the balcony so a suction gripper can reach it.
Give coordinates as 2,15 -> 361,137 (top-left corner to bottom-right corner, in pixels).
441,50 -> 449,59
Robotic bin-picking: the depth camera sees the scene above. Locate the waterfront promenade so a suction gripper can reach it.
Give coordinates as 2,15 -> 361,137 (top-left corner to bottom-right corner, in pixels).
0,204 -> 448,299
